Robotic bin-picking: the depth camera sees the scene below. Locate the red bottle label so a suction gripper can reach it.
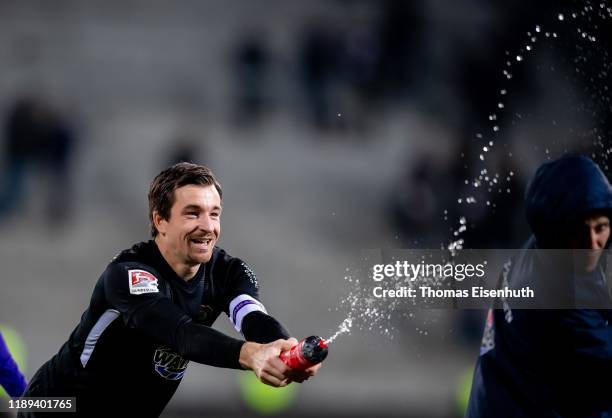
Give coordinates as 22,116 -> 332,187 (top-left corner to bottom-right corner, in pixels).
279,342 -> 314,370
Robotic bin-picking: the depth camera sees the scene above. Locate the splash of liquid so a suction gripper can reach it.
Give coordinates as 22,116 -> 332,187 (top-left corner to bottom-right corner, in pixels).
325,270 -> 433,344
325,317 -> 353,344
448,0 -> 612,250
448,20 -> 547,252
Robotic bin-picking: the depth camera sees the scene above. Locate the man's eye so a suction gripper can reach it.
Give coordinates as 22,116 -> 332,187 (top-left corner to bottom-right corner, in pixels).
186,212 -> 199,218
211,213 -> 220,218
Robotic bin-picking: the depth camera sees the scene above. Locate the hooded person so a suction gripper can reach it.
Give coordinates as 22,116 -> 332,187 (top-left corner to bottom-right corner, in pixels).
466,155 -> 612,418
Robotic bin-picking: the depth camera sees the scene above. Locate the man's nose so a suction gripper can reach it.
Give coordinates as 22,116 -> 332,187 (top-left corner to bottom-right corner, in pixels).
198,215 -> 214,232
590,229 -> 601,250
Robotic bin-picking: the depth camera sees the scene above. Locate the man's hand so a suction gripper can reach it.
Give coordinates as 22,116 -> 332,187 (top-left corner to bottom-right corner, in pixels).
239,338 -> 297,387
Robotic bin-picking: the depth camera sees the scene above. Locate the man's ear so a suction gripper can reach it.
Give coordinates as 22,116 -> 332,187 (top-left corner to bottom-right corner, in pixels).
153,211 -> 167,236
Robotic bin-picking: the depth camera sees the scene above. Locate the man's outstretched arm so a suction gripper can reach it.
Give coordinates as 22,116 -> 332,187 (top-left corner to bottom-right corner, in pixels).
241,311 -> 290,343
103,264 -> 295,386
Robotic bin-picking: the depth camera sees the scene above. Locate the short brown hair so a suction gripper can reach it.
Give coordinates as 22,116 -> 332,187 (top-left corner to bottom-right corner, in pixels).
148,162 -> 222,237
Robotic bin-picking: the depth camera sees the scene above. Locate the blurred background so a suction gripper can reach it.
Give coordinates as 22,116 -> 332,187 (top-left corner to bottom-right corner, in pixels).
0,0 -> 611,416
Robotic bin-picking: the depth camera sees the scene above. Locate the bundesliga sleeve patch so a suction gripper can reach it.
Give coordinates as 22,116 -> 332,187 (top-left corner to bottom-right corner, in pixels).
128,269 -> 159,295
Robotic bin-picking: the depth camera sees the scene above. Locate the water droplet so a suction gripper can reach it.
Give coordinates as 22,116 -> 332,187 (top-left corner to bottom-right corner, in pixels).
498,102 -> 505,109
500,89 -> 507,95
337,113 -> 342,117
479,154 -> 484,161
493,126 -> 500,132
535,25 -> 541,33
558,13 -> 564,21
483,146 -> 489,152
459,217 -> 466,225
516,55 -> 523,62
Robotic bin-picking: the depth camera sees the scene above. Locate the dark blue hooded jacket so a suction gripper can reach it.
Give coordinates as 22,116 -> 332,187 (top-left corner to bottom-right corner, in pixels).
466,155 -> 612,418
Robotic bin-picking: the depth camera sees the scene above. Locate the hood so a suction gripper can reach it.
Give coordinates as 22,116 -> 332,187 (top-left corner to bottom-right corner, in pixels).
525,154 -> 612,245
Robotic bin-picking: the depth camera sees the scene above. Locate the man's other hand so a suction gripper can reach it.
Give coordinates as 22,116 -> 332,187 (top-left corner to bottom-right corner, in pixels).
239,338 -> 296,387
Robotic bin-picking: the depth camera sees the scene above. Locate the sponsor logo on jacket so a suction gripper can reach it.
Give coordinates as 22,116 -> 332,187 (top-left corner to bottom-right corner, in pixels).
153,346 -> 189,381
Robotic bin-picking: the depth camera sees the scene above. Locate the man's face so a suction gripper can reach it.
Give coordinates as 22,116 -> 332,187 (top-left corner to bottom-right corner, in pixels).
571,215 -> 610,272
155,184 -> 221,266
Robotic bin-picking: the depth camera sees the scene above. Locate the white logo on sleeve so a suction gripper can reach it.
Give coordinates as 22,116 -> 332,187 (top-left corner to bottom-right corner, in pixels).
128,269 -> 159,295
241,262 -> 259,289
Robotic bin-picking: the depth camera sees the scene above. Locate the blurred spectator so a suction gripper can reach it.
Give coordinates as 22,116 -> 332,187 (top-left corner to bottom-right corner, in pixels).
388,154 -> 445,247
232,35 -> 272,126
298,22 -> 343,131
0,96 -> 76,223
336,22 -> 381,135
375,0 -> 424,99
296,1 -> 425,133
164,132 -> 203,167
457,156 -> 528,249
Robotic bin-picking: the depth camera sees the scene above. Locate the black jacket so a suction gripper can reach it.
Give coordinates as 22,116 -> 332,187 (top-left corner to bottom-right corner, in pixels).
22,241 -> 288,417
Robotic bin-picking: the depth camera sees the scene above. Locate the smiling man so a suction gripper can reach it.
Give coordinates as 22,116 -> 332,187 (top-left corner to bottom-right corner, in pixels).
21,163 -> 319,417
